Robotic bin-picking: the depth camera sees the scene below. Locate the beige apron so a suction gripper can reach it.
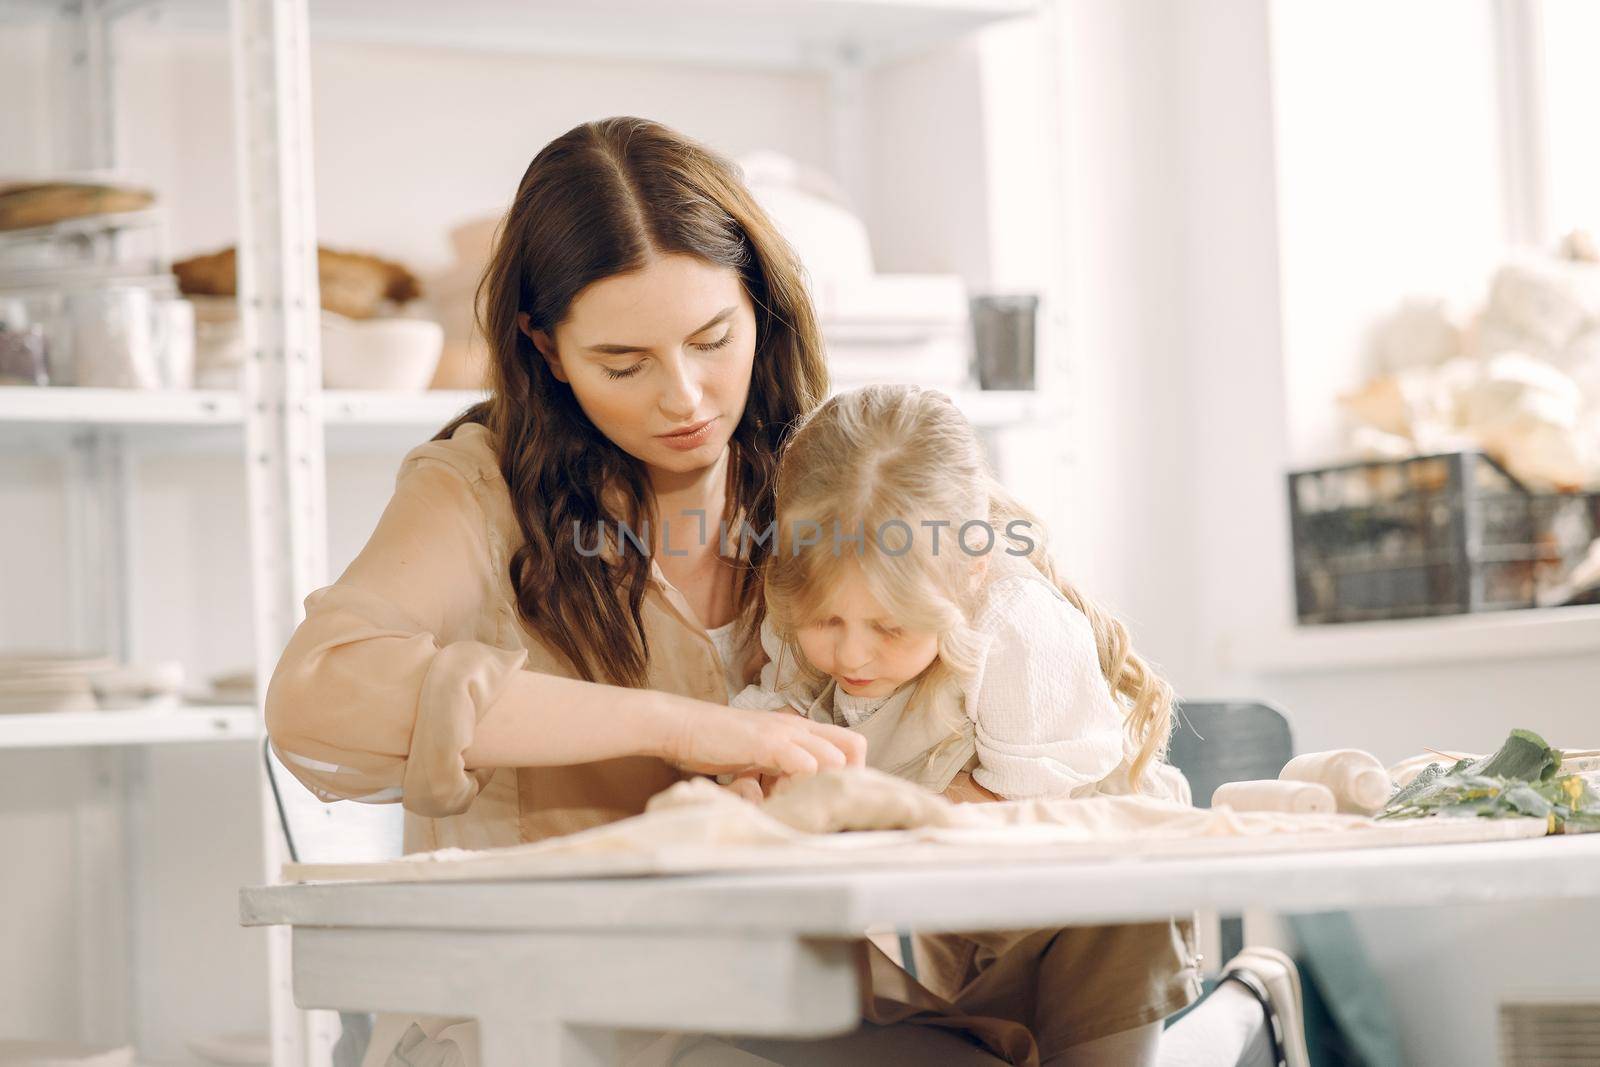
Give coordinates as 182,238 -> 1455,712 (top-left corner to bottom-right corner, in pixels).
798,675 -> 978,795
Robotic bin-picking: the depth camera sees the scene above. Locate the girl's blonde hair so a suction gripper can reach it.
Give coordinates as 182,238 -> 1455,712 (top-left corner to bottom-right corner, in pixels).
763,385 -> 1174,783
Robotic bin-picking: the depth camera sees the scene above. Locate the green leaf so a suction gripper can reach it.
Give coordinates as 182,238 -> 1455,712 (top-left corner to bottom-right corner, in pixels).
1501,784 -> 1553,818
1387,763 -> 1447,808
1463,729 -> 1560,783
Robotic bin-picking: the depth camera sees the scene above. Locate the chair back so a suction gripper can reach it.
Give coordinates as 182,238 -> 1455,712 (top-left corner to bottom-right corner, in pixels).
1166,700 -> 1295,809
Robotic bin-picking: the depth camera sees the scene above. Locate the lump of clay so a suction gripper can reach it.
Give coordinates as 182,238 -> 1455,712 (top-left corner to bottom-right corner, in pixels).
762,766 -> 958,834
644,776 -> 748,814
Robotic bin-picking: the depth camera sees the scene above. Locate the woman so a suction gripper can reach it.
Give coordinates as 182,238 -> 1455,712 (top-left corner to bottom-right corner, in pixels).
267,118 -> 864,853
267,118 -> 1218,1067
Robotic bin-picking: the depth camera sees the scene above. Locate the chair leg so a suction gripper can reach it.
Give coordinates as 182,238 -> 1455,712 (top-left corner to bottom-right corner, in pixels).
1221,915 -> 1244,964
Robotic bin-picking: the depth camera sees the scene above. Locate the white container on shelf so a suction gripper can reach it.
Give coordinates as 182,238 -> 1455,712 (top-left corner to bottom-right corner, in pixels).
320,313 -> 443,391
191,294 -> 245,388
66,285 -> 162,388
153,295 -> 195,389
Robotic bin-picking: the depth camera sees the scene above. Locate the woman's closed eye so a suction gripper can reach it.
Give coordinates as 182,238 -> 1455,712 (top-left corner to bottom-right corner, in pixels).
693,331 -> 734,352
603,362 -> 646,380
602,331 -> 732,378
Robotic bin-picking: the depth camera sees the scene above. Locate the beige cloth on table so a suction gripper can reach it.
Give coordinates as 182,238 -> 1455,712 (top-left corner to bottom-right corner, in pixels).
288,769 -> 1379,884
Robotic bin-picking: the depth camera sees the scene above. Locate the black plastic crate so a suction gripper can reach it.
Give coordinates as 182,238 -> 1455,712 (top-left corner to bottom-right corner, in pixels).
1529,491 -> 1600,607
1288,452 -> 1551,624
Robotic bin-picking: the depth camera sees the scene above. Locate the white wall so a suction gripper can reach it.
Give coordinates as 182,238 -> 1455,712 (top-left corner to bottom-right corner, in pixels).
116,23 -> 833,271
1270,0 -> 1506,463
1051,0 -> 1204,687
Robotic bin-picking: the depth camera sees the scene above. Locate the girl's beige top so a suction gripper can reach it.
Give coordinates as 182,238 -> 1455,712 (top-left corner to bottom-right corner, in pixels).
265,422 -> 752,854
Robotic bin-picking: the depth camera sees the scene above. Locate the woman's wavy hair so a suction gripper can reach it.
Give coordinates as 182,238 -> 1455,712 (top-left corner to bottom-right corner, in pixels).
439,117 -> 828,686
764,386 -> 1175,784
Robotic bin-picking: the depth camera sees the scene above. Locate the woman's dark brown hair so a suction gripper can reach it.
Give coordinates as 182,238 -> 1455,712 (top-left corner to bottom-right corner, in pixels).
439,117 -> 829,687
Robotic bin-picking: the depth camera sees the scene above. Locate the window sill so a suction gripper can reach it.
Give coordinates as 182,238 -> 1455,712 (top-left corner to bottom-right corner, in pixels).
1232,605 -> 1600,675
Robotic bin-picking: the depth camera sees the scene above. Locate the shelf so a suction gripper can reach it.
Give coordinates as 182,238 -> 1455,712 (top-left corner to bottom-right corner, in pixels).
321,389 -> 485,426
0,705 -> 262,749
0,386 -> 241,426
1234,604 -> 1600,674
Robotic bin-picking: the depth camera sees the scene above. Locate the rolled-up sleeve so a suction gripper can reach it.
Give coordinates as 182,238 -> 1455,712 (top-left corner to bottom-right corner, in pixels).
966,577 -> 1127,800
265,456 -> 528,817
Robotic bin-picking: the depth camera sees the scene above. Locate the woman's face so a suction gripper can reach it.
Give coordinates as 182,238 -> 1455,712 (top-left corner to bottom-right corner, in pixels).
526,254 -> 757,483
794,562 -> 941,700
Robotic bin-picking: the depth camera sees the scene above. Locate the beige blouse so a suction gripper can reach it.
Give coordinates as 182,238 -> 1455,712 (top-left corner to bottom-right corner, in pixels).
264,421 -> 758,855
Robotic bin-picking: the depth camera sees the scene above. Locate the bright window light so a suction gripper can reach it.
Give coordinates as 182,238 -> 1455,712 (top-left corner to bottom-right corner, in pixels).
1540,0 -> 1600,240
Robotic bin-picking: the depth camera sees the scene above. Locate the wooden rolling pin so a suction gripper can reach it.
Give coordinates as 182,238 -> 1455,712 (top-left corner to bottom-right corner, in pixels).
1279,749 -> 1391,815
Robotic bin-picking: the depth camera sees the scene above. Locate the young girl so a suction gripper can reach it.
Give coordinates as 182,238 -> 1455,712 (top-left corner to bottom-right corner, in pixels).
726,383 -> 1202,1066
732,383 -> 1186,807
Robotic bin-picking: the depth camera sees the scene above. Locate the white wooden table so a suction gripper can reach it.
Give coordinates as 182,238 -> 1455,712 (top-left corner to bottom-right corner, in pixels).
240,833 -> 1600,1066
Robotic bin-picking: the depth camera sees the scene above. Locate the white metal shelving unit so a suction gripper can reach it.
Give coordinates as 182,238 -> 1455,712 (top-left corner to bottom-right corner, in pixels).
3,0 -> 1063,1063
0,386 -> 242,424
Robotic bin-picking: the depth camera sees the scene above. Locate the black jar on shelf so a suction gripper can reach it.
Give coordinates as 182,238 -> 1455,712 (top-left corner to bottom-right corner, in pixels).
970,292 -> 1038,390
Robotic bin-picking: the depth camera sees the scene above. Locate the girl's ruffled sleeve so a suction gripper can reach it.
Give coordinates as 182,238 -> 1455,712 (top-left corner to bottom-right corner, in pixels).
729,615 -> 817,713
264,454 -> 529,817
964,577 -> 1127,799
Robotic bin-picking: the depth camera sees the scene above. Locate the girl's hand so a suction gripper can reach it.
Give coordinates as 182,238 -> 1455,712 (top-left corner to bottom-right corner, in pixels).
722,771 -> 765,803
942,770 -> 1002,804
656,698 -> 866,780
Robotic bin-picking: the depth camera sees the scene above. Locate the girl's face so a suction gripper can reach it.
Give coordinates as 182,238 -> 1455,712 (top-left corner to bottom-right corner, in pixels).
795,562 -> 941,700
525,254 -> 757,483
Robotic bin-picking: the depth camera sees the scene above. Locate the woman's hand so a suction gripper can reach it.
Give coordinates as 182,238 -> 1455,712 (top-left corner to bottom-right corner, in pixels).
655,698 -> 866,780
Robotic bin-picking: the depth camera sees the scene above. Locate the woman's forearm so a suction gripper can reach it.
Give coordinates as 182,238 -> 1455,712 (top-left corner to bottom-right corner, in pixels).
461,669 -> 679,769
462,667 -> 867,779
